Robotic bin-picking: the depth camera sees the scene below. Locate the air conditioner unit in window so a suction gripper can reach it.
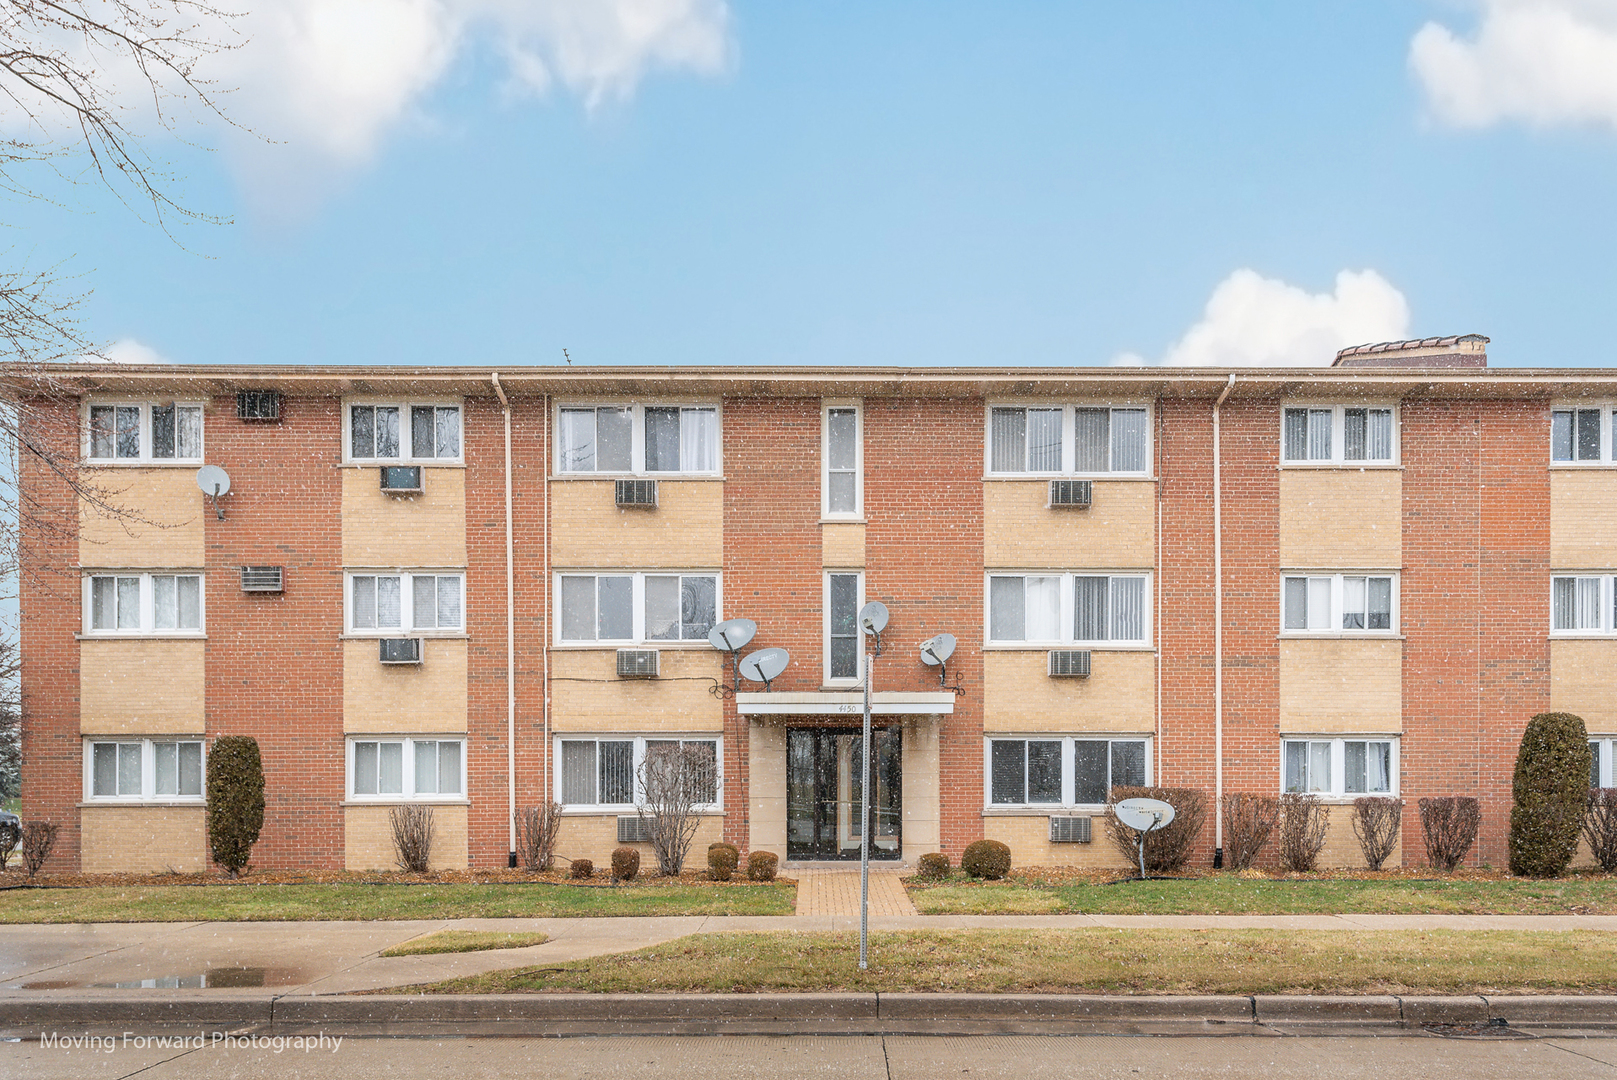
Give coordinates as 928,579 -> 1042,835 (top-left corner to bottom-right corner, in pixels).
618,816 -> 654,843
239,566 -> 284,593
1049,816 -> 1092,843
1048,650 -> 1092,678
617,649 -> 660,678
236,391 -> 281,421
380,465 -> 423,494
1049,479 -> 1092,509
379,638 -> 422,665
615,479 -> 658,509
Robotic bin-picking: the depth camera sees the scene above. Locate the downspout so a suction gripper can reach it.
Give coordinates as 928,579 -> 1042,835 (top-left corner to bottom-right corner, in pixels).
542,394 -> 551,815
491,374 -> 517,867
1154,406 -> 1163,787
1212,372 -> 1235,868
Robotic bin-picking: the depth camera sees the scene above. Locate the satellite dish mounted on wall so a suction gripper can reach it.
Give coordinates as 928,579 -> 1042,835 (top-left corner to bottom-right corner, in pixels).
738,647 -> 789,692
195,465 -> 231,521
1113,796 -> 1177,881
918,633 -> 956,686
708,618 -> 758,694
858,601 -> 889,656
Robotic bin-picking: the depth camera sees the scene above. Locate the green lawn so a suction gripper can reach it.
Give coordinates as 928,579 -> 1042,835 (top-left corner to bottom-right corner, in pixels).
381,930 -> 551,956
417,928 -> 1617,996
907,875 -> 1617,915
0,881 -> 795,923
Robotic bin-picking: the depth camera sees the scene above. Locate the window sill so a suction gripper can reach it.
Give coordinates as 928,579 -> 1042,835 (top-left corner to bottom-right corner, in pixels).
1549,633 -> 1617,640
551,641 -> 717,651
820,517 -> 867,525
1279,795 -> 1399,806
557,807 -> 725,816
1276,463 -> 1402,471
341,798 -> 472,807
76,633 -> 207,642
1548,463 -> 1617,469
85,460 -> 207,469
981,806 -> 1107,816
981,644 -> 1154,653
340,633 -> 469,641
1277,633 -> 1404,641
79,800 -> 205,809
982,474 -> 1156,483
550,473 -> 726,482
340,461 -> 466,470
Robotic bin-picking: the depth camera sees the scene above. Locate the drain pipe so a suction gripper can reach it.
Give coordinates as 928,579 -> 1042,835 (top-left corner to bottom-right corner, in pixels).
491,373 -> 517,868
1212,372 -> 1235,869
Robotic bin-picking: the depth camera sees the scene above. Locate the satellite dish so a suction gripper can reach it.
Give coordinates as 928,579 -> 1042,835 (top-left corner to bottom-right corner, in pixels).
919,633 -> 956,666
858,601 -> 889,635
1114,797 -> 1176,833
738,647 -> 790,690
708,618 -> 757,653
195,465 -> 231,496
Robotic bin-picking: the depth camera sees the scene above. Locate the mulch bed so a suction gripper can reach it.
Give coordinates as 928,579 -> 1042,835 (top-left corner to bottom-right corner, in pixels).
910,865 -> 1617,886
0,866 -> 791,890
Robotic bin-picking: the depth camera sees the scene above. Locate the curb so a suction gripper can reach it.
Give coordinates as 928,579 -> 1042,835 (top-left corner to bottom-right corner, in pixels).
4,993 -> 1615,1037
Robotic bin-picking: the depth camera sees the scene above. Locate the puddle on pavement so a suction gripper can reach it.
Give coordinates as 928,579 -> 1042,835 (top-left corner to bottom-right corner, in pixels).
14,967 -> 307,990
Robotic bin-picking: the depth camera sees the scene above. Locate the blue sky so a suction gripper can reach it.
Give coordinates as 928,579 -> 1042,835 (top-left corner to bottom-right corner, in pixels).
11,1 -> 1617,368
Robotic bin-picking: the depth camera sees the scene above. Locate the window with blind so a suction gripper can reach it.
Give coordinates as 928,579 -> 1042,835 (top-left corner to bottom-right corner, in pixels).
1281,406 -> 1396,464
557,737 -> 721,808
987,573 -> 1149,646
986,737 -> 1148,807
347,572 -> 464,634
556,404 -> 720,474
84,739 -> 205,801
987,406 -> 1149,475
349,738 -> 464,800
87,402 -> 204,463
1283,738 -> 1396,798
1552,575 -> 1617,633
1592,738 -> 1614,788
557,572 -> 718,644
348,402 -> 462,462
84,572 -> 204,636
1281,574 -> 1397,634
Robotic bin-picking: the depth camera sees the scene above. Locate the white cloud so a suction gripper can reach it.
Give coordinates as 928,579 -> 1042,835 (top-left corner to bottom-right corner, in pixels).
1410,0 -> 1617,129
79,339 -> 171,364
1114,269 -> 1411,367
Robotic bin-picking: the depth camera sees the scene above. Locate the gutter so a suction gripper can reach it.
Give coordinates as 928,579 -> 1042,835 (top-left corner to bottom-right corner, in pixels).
1212,372 -> 1235,867
491,373 -> 517,867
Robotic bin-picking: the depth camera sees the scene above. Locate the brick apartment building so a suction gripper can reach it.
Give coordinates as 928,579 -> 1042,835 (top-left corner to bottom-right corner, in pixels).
17,335 -> 1616,873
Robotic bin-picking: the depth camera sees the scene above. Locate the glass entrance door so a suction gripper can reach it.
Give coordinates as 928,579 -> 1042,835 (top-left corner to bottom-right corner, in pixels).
786,727 -> 901,860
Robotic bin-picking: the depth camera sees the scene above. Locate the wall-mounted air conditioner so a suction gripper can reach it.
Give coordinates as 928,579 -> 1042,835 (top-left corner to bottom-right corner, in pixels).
615,479 -> 658,508
618,816 -> 654,843
1049,479 -> 1092,509
239,566 -> 284,593
617,649 -> 660,678
379,638 -> 422,665
380,466 -> 423,494
236,391 -> 282,421
1049,816 -> 1092,843
1048,650 -> 1092,678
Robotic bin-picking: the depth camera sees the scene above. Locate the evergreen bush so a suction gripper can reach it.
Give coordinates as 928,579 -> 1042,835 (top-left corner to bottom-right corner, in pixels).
206,736 -> 264,877
1509,712 -> 1592,878
960,839 -> 1011,879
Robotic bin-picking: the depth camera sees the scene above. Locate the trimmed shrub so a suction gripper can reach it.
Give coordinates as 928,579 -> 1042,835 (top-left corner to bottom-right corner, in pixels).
206,736 -> 264,877
1351,797 -> 1402,872
516,803 -> 563,872
1105,786 -> 1207,874
1420,796 -> 1480,871
389,805 -> 435,873
20,820 -> 57,878
961,839 -> 1011,880
708,841 -> 740,881
915,852 -> 951,880
0,815 -> 18,871
570,858 -> 594,880
1221,793 -> 1279,872
611,846 -> 640,882
746,850 -> 778,882
1277,793 -> 1329,872
1509,712 -> 1593,878
1584,789 -> 1617,873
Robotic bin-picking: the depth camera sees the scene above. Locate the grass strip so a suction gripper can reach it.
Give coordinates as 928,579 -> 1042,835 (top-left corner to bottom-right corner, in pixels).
907,876 -> 1617,915
0,881 -> 795,923
381,930 -> 550,957
418,928 -> 1617,996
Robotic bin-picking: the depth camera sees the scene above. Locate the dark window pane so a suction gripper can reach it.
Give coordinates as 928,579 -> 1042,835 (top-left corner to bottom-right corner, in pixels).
1027,741 -> 1062,803
90,406 -> 115,458
990,741 -> 1026,804
1343,408 -> 1366,460
1073,408 -> 1108,472
645,407 -> 681,471
1283,409 -> 1308,461
115,406 -> 140,458
600,741 -> 634,803
351,406 -> 375,458
1552,411 -> 1573,461
1579,409 -> 1602,461
830,635 -> 858,681
1111,741 -> 1146,788
598,576 -> 633,640
375,406 -> 400,458
412,406 -> 436,458
681,576 -> 716,640
990,409 -> 1026,472
1073,741 -> 1109,804
152,404 -> 176,458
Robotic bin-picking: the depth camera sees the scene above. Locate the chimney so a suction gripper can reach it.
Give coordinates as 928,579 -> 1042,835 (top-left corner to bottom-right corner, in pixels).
1333,334 -> 1488,369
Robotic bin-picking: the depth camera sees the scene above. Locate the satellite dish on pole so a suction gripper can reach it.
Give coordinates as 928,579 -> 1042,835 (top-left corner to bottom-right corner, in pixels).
708,618 -> 758,695
918,633 -> 956,686
196,465 -> 231,520
738,647 -> 789,691
858,601 -> 888,655
1113,797 -> 1176,880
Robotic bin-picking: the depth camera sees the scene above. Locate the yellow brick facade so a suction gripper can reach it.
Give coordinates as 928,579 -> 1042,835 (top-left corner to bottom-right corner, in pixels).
1550,640 -> 1617,735
79,468 -> 206,567
548,649 -> 726,730
553,813 -> 725,869
821,522 -> 866,567
982,814 -> 1132,870
341,466 -> 467,567
343,804 -> 469,871
1278,638 -> 1403,734
983,480 -> 1155,568
1551,470 -> 1617,569
982,650 -> 1155,730
1278,468 -> 1401,568
549,480 -> 724,568
342,638 -> 468,732
80,640 -> 206,734
80,805 -> 208,873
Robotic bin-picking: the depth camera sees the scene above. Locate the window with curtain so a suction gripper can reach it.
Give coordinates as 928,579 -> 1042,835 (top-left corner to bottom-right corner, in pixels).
988,406 -> 1148,474
1284,738 -> 1395,797
348,572 -> 464,633
85,573 -> 203,635
556,404 -> 720,474
351,738 -> 465,800
557,572 -> 718,644
349,403 -> 461,461
987,574 -> 1148,645
557,737 -> 721,807
1552,575 -> 1610,632
86,739 -> 204,801
1281,574 -> 1396,634
1282,406 -> 1395,464
88,402 -> 204,462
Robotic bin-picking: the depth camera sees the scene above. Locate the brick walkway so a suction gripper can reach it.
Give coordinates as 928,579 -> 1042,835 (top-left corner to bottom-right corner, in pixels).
792,866 -> 918,917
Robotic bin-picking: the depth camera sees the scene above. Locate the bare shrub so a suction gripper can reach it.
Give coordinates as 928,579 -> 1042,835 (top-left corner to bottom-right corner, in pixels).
1585,789 -> 1617,873
746,850 -> 779,882
1419,796 -> 1480,871
1221,793 -> 1279,871
389,806 -> 435,873
611,846 -> 640,882
1104,786 -> 1207,874
516,802 -> 563,872
637,742 -> 717,876
1351,797 -> 1402,871
21,820 -> 58,878
0,816 -> 18,871
1277,793 -> 1329,872
570,858 -> 593,880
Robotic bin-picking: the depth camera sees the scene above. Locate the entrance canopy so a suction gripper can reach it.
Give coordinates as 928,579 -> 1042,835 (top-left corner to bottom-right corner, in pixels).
735,691 -> 956,717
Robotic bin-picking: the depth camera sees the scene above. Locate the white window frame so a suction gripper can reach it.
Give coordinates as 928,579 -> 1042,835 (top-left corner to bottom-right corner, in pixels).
346,736 -> 468,802
824,570 -> 865,687
83,738 -> 206,803
1280,572 -> 1400,636
81,572 -> 205,637
822,402 -> 864,519
983,735 -> 1152,810
344,571 -> 466,636
1281,736 -> 1399,800
83,400 -> 205,465
984,572 -> 1152,648
1279,404 -> 1399,466
553,571 -> 721,646
1550,405 -> 1617,466
343,399 -> 464,464
553,402 -> 723,477
984,404 -> 1152,478
1551,574 -> 1617,635
1591,737 -> 1614,788
552,735 -> 723,812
